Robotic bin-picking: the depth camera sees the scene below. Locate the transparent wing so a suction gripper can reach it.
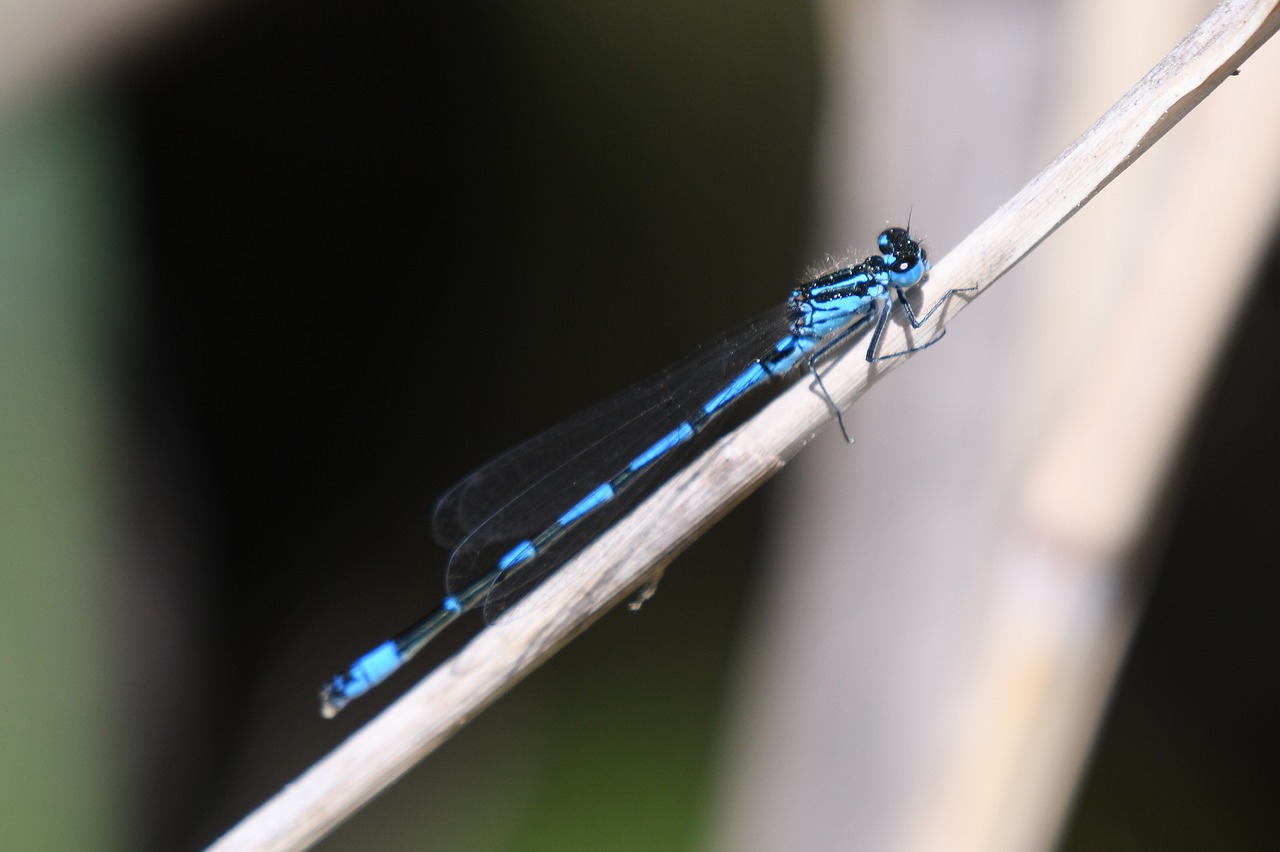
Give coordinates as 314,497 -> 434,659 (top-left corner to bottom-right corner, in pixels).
432,305 -> 793,618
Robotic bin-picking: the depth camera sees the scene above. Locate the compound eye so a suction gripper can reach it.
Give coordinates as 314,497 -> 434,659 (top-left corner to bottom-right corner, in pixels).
878,229 -> 901,254
878,227 -> 915,258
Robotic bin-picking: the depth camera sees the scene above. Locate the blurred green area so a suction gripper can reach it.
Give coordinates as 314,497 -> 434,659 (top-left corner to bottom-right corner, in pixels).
0,96 -> 127,849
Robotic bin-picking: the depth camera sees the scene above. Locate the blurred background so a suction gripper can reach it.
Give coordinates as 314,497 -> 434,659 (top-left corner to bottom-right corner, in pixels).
1,0 -> 1277,850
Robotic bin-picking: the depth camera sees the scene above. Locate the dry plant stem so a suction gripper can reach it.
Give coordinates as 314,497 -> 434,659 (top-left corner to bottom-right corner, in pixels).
209,2 -> 1280,850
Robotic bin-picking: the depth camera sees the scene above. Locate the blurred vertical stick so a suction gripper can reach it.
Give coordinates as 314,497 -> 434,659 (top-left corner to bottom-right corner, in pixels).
711,2 -> 1280,851
916,4 -> 1280,849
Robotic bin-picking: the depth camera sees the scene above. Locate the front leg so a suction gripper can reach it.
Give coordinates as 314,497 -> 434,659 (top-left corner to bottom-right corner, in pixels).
897,282 -> 978,329
869,282 -> 976,362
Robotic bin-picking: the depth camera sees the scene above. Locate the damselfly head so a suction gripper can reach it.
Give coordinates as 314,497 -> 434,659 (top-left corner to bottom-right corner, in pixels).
878,227 -> 927,288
